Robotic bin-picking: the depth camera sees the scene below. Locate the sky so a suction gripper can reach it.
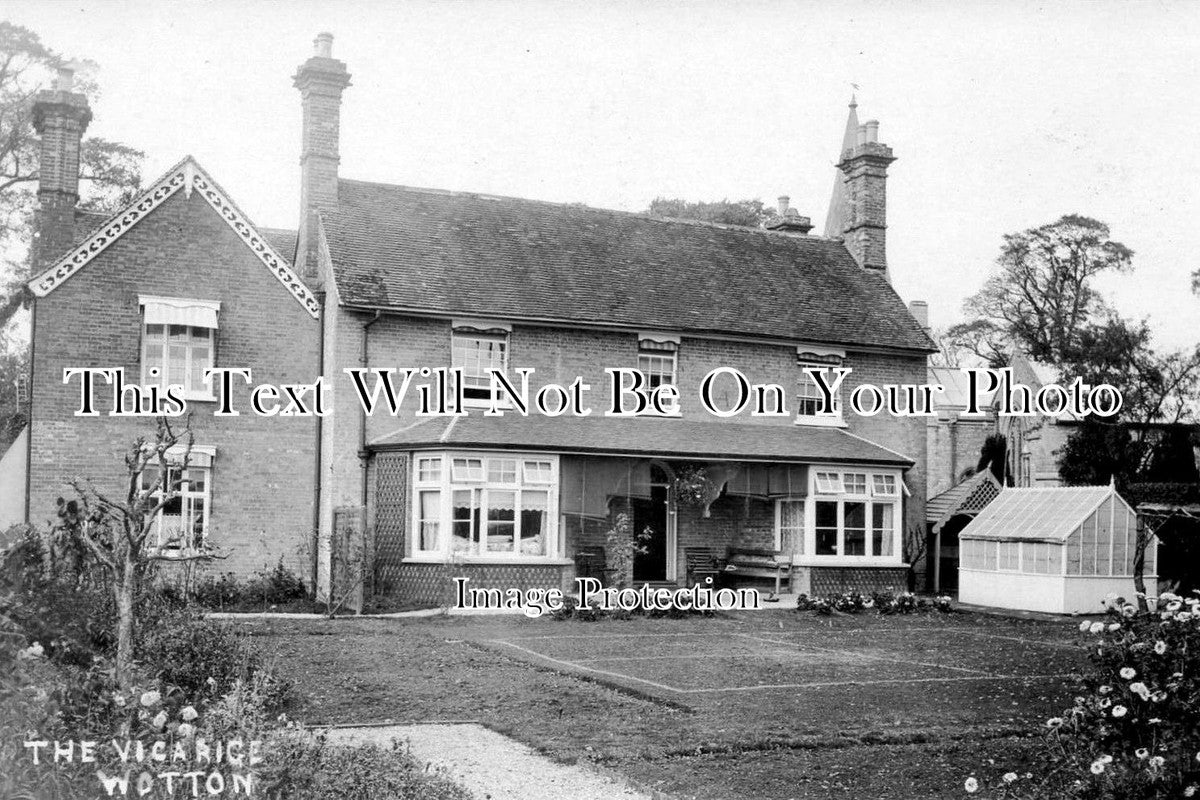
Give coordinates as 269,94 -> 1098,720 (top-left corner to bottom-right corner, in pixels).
7,0 -> 1200,351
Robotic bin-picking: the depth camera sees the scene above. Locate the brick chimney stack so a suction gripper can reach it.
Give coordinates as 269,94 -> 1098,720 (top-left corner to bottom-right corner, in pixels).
836,118 -> 895,276
293,32 -> 351,282
31,64 -> 92,272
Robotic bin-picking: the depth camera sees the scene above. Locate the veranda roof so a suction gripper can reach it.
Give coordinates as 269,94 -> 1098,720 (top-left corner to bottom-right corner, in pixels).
368,413 -> 913,467
958,486 -> 1121,542
926,469 -> 1001,528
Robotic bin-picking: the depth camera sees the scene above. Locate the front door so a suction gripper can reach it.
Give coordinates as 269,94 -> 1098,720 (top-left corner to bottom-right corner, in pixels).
632,466 -> 670,582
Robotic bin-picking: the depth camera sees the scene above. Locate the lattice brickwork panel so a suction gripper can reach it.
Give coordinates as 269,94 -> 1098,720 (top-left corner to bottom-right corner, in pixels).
810,566 -> 909,596
387,563 -> 569,607
374,453 -> 409,594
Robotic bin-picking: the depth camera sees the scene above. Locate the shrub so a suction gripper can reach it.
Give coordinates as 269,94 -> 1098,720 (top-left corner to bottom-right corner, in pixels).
136,607 -> 294,712
258,729 -> 473,800
190,571 -> 242,609
240,558 -> 307,608
795,590 -> 954,616
969,591 -> 1200,798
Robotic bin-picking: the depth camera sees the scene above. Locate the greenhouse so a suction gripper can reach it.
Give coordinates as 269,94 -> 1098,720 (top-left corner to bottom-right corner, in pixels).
958,485 -> 1153,614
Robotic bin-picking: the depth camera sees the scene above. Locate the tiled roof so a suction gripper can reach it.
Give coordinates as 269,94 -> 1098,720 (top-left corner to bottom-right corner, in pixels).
323,180 -> 935,352
959,486 -> 1124,542
260,227 -> 298,263
369,414 -> 914,466
926,469 -> 1001,526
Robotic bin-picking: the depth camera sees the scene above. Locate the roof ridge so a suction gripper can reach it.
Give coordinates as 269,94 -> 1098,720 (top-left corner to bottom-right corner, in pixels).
336,177 -> 847,244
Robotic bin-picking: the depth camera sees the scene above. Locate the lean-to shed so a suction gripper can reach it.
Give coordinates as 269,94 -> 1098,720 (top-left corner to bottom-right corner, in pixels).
958,485 -> 1154,614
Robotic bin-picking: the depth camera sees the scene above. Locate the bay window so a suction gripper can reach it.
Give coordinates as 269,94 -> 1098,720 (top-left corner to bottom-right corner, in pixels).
785,468 -> 903,561
413,452 -> 559,560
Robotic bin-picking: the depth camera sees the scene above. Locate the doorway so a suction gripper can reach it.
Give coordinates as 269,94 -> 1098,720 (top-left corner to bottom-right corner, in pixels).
632,464 -> 672,582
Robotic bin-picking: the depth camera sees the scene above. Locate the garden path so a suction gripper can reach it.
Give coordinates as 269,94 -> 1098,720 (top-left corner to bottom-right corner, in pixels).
323,722 -> 655,800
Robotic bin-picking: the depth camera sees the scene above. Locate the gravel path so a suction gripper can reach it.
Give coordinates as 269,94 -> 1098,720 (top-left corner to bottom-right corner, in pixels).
322,723 -> 655,800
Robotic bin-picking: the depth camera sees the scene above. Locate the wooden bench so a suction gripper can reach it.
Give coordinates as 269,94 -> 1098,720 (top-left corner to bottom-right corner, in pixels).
724,547 -> 792,596
683,546 -> 723,588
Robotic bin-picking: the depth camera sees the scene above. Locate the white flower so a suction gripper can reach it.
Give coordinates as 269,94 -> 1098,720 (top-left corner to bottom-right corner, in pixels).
1129,682 -> 1150,701
151,710 -> 168,729
1120,667 -> 1137,680
1151,691 -> 1166,703
1090,760 -> 1106,775
1149,756 -> 1165,768
112,693 -> 127,708
1112,705 -> 1127,718
1149,718 -> 1162,724
1154,641 -> 1167,655
1099,685 -> 1112,694
17,642 -> 45,660
1100,698 -> 1112,709
1089,622 -> 1105,634
1101,755 -> 1113,764
1167,601 -> 1182,612
176,722 -> 195,738
1194,751 -> 1200,763
1107,622 -> 1121,632
180,705 -> 198,722
1135,748 -> 1149,759
1003,772 -> 1018,784
1122,604 -> 1137,618
1080,620 -> 1092,632
140,690 -> 161,707
964,776 -> 979,793
1045,717 -> 1064,728
1185,785 -> 1197,798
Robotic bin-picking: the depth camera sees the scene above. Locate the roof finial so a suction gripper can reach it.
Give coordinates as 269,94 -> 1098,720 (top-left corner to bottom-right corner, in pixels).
849,92 -> 857,109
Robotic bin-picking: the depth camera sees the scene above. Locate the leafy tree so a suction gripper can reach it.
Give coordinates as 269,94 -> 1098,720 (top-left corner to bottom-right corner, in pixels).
0,21 -> 145,330
647,197 -> 777,228
1058,420 -> 1139,487
976,433 -> 1008,484
947,215 -> 1133,364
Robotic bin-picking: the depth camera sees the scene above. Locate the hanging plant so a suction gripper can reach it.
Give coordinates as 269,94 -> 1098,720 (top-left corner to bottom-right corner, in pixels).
672,466 -> 713,507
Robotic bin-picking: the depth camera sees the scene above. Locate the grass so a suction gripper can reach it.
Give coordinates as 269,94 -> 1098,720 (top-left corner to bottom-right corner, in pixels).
241,610 -> 1087,799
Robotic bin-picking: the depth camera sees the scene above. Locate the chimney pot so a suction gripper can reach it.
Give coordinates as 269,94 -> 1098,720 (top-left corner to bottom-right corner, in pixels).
314,32 -> 334,58
55,65 -> 75,92
908,300 -> 929,330
777,195 -> 789,216
856,125 -> 868,146
865,120 -> 879,143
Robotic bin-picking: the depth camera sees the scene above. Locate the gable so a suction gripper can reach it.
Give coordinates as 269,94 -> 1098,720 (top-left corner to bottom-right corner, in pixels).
27,157 -> 320,319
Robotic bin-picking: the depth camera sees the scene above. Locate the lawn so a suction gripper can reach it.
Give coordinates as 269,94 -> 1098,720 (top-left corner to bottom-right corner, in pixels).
242,610 -> 1088,799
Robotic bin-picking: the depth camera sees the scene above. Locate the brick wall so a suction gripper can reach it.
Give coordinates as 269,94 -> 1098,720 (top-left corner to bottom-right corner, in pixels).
28,189 -> 320,579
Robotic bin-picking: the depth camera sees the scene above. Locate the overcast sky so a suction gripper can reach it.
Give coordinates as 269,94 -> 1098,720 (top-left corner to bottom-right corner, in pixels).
9,1 -> 1199,351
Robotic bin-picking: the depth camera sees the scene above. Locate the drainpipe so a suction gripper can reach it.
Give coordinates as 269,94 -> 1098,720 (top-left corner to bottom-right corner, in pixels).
359,310 -> 382,508
23,299 -> 36,523
310,293 -> 326,590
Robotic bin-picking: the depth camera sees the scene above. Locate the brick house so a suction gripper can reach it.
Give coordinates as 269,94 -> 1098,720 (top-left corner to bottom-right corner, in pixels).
18,36 -> 934,603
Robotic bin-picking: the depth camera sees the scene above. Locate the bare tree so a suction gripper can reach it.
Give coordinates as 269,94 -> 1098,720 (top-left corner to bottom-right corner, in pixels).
54,417 -> 222,688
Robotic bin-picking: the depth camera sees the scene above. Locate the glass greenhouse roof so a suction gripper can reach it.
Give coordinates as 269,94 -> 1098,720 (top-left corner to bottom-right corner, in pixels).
959,486 -> 1122,542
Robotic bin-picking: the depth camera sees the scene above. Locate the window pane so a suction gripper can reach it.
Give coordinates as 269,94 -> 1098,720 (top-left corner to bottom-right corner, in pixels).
168,345 -> 187,386
485,490 -> 516,552
418,491 -> 441,551
872,475 -> 897,496
815,472 -> 842,494
523,460 -> 553,483
844,473 -> 867,495
451,490 -> 475,553
815,501 -> 838,555
520,491 -> 548,555
487,458 -> 517,483
779,499 -> 804,555
417,457 -> 442,483
872,503 -> 894,557
452,458 -> 484,482
844,502 -> 866,555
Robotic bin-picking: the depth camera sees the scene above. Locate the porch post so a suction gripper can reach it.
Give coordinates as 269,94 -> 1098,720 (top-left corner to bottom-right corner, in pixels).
933,525 -> 942,593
